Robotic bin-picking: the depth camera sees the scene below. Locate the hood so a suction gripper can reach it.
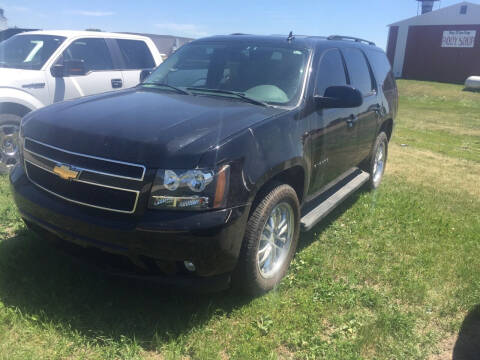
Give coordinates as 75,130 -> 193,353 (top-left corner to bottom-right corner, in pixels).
23,87 -> 284,168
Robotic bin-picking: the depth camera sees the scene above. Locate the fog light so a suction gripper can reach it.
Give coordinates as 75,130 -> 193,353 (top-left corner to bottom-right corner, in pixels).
184,260 -> 196,272
151,195 -> 209,209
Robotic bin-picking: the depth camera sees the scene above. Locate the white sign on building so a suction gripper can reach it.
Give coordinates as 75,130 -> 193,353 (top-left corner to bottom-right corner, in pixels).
441,30 -> 477,48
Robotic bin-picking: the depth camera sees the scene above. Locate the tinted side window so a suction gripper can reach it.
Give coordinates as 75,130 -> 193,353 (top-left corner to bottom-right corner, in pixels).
315,48 -> 347,96
365,49 -> 395,90
342,47 -> 375,95
117,39 -> 155,69
63,38 -> 113,71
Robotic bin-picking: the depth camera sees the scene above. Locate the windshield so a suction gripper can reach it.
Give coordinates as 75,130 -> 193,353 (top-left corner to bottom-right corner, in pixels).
143,42 -> 310,106
0,34 -> 66,70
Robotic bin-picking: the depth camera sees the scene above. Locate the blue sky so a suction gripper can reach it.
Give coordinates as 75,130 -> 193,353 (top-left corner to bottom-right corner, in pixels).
1,0 -> 478,49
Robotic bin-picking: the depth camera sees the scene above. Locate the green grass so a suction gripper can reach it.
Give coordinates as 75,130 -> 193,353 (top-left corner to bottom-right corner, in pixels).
0,79 -> 479,359
395,80 -> 480,162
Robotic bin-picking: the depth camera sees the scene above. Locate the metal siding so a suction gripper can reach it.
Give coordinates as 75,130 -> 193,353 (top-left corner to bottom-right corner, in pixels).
403,24 -> 480,83
387,26 -> 399,66
390,2 -> 480,27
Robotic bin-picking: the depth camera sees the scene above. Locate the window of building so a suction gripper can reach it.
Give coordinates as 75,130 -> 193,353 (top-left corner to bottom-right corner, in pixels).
460,5 -> 468,14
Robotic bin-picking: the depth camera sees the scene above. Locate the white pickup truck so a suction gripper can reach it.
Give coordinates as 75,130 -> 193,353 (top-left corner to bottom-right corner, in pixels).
0,30 -> 163,173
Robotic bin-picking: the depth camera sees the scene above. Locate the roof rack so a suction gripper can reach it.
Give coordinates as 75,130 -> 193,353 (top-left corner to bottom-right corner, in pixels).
327,35 -> 375,46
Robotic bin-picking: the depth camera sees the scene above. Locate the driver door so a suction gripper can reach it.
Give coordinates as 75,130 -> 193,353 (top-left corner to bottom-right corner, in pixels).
309,48 -> 358,195
48,38 -> 124,103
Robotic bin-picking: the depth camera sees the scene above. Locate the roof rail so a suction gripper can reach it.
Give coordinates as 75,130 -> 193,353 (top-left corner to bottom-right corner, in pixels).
327,35 -> 375,46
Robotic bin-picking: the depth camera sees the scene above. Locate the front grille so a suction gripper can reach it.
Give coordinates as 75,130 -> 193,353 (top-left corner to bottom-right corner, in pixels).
24,138 -> 144,214
26,163 -> 138,212
24,138 -> 145,180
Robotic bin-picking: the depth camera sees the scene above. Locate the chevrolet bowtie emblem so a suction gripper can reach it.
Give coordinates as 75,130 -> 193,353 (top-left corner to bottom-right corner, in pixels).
53,164 -> 80,181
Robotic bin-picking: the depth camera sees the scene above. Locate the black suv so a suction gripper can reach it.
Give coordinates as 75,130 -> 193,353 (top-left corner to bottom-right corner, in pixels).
10,34 -> 397,294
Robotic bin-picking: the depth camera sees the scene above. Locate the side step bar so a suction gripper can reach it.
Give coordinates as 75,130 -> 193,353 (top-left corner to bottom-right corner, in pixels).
300,171 -> 370,232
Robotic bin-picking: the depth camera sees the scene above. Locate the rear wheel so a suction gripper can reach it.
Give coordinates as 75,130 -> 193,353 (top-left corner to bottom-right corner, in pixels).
233,183 -> 300,295
0,114 -> 22,175
366,132 -> 388,190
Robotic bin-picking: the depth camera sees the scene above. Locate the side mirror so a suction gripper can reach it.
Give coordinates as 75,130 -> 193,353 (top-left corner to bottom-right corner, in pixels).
139,69 -> 152,83
64,59 -> 87,76
50,63 -> 64,78
314,86 -> 363,109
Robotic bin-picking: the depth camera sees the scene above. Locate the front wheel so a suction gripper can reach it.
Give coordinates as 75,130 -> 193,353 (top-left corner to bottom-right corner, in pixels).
233,183 -> 300,295
0,114 -> 22,175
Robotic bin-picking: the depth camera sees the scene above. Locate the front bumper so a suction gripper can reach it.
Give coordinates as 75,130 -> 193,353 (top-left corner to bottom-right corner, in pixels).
9,165 -> 250,285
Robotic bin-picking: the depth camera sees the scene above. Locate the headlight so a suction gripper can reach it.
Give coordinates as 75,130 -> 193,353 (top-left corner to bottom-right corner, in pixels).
148,165 -> 230,210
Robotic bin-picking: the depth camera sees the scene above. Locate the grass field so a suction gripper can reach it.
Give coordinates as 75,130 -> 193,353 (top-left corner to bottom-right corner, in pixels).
0,80 -> 479,359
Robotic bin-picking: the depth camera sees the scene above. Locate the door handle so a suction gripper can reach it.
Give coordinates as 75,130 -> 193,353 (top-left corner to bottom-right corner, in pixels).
111,79 -> 123,88
346,115 -> 358,128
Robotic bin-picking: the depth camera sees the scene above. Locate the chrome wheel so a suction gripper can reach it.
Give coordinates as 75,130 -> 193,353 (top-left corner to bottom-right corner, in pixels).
372,141 -> 385,187
0,123 -> 20,174
257,202 -> 294,278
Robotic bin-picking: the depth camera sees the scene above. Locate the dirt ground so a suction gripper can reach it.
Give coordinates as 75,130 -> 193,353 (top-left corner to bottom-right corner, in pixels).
430,308 -> 480,360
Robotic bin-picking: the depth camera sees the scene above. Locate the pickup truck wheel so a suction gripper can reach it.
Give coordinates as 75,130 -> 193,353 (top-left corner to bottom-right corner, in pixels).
233,184 -> 300,295
0,114 -> 21,175
367,132 -> 388,189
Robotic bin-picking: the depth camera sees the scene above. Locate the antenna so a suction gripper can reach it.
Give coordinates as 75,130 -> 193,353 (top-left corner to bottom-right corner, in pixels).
287,31 -> 295,43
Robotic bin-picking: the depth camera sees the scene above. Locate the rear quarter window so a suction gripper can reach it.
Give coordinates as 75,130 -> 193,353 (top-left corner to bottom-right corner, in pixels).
341,47 -> 375,96
117,39 -> 155,69
365,49 -> 395,90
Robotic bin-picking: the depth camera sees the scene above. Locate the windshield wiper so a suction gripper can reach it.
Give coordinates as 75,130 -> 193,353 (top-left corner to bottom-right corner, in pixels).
142,82 -> 192,95
186,88 -> 271,107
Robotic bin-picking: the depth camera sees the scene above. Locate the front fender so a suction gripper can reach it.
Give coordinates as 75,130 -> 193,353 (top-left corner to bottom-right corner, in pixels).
0,87 -> 45,112
198,111 -> 310,208
244,111 -> 309,203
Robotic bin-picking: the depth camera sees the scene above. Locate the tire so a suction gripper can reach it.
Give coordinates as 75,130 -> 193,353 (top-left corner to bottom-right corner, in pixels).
365,131 -> 388,190
0,114 -> 22,175
233,183 -> 300,295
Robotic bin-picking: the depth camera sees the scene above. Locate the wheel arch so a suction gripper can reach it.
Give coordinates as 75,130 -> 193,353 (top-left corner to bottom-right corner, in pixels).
0,102 -> 32,118
249,162 -> 307,211
379,118 -> 393,141
0,87 -> 44,117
